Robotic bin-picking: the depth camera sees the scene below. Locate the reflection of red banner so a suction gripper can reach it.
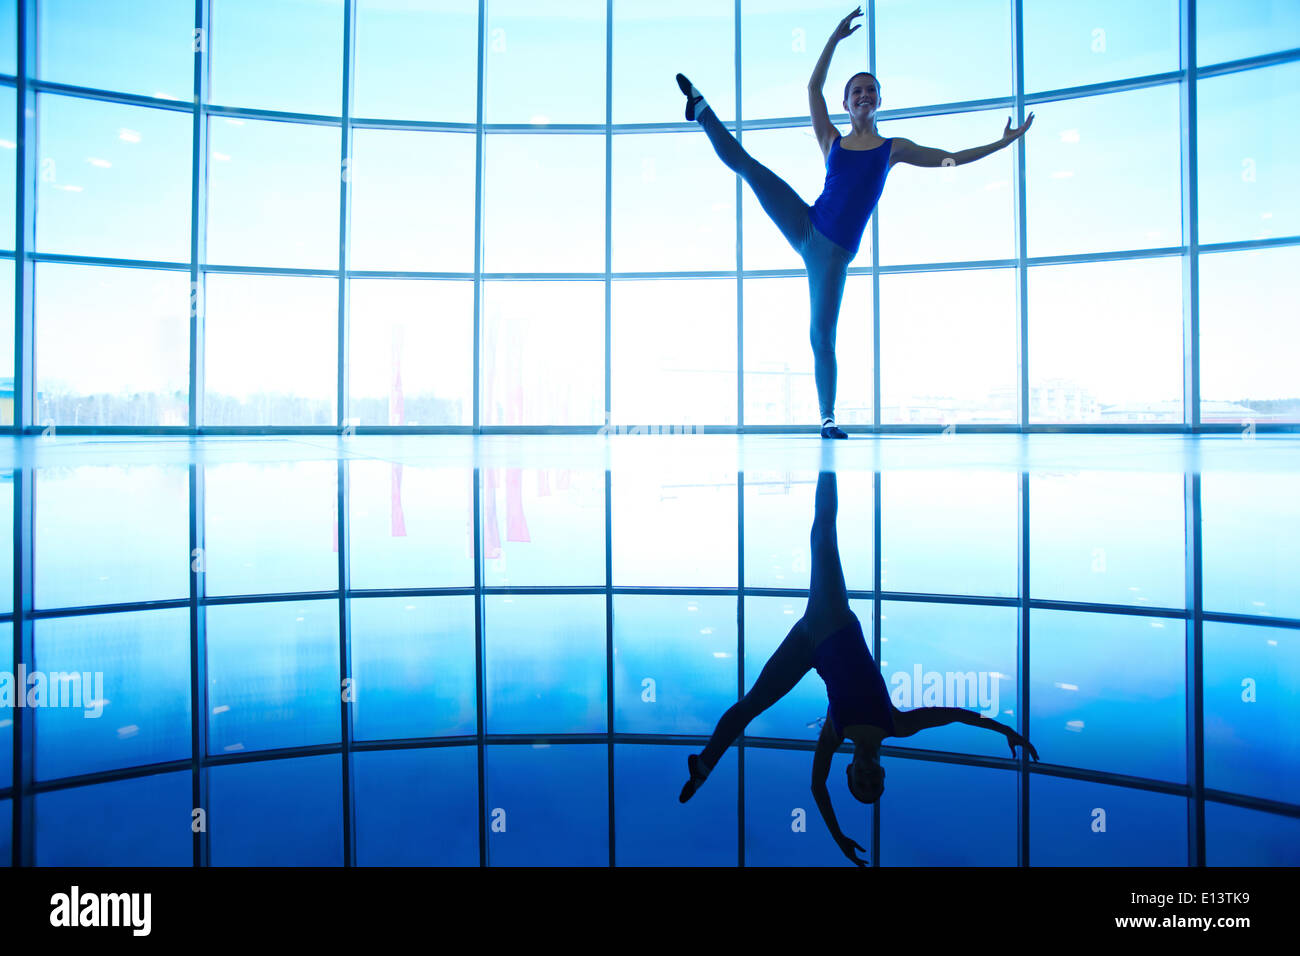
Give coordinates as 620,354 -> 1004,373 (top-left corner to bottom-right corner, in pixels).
506,468 -> 530,543
391,463 -> 406,537
483,467 -> 501,559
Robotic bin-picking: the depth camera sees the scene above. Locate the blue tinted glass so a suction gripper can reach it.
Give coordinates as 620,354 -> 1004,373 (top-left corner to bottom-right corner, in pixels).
743,596 -> 873,741
876,0 -> 1010,110
613,595 -> 737,736
1030,470 -> 1185,607
0,0 -> 14,75
614,2 -> 734,124
1198,0 -> 1300,66
1198,63 -> 1300,244
39,0 -> 194,98
1204,622 -> 1300,805
880,470 -> 1018,596
485,744 -> 607,866
1030,609 -> 1185,782
209,753 -> 343,866
743,470 -> 873,591
482,468 -> 604,587
0,798 -> 8,867
1205,801 -> 1300,866
349,464 -> 473,590
35,771 -> 192,866
353,0 -> 477,124
484,595 -> 606,735
1023,0 -> 1180,93
206,600 -> 340,755
745,746 -> 869,867
36,95 -> 191,261
35,465 -> 188,609
0,93 -> 15,254
1029,775 -> 1187,866
881,601 -> 1018,759
1202,471 -> 1300,619
353,747 -> 479,866
0,622 -> 10,791
34,609 -> 191,782
483,0 -> 605,125
349,596 -> 476,742
611,470 -> 737,587
879,757 -> 1017,866
203,461 -> 338,597
208,0 -> 343,115
615,744 -> 736,866
0,478 -> 10,609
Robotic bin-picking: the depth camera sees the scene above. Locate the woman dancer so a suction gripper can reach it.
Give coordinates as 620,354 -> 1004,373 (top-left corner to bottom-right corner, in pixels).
677,6 -> 1033,438
679,471 -> 1039,866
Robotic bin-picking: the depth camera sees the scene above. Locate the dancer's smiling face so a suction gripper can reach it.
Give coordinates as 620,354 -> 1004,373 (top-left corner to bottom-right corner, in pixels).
842,73 -> 880,119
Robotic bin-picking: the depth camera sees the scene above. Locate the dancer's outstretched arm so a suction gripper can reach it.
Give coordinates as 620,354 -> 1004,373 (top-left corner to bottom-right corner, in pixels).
808,7 -> 862,159
891,706 -> 1040,760
810,710 -> 867,866
891,113 -> 1035,168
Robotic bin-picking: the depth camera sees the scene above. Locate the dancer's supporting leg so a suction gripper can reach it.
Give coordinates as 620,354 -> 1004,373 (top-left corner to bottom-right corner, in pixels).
804,470 -> 854,636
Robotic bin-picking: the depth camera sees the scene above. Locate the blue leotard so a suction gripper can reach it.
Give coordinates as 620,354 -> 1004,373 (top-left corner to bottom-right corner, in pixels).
812,616 -> 895,738
808,135 -> 894,258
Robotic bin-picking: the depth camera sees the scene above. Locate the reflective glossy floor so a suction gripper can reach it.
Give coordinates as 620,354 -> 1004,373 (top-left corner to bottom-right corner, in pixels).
1,434 -> 1297,866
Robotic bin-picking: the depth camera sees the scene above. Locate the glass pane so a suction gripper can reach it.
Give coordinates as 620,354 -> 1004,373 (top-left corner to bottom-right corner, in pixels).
1199,246 -> 1300,424
614,1 -> 734,124
206,117 -> 341,270
203,461 -> 338,596
0,92 -> 16,253
876,0 -> 1011,110
481,467 -> 604,587
483,595 -> 606,735
39,0 -> 194,99
36,464 -> 188,609
611,470 -> 738,587
877,109 -> 1015,266
1204,622 -> 1299,805
483,134 -> 604,273
209,753 -> 343,866
349,130 -> 475,272
741,1 -> 869,122
1030,608 -> 1185,783
743,470 -> 873,592
0,799 -> 8,867
1202,471 -> 1300,619
35,263 -> 189,427
1026,85 -> 1181,257
206,600 -> 340,755
1205,801 -> 1300,866
881,601 -> 1018,758
0,475 -> 10,614
349,595 -> 476,742
748,277 -> 868,426
1023,0 -> 1180,94
0,622 -> 10,791
1031,471 -> 1185,608
612,130 -> 737,273
611,279 -> 737,426
1198,0 -> 1300,67
0,0 -> 14,75
880,470 -> 1018,597
483,0 -> 605,125
740,125 -> 873,271
614,743 -> 737,865
349,279 -> 473,426
879,269 -> 1017,424
1029,775 -> 1187,866
349,464 -> 474,590
485,743 -> 607,866
37,95 -> 191,261
354,747 -> 479,866
353,0 -> 478,124
1198,63 -> 1300,244
879,758 -> 1018,865
208,0 -> 344,116
613,595 -> 737,736
1028,257 -> 1183,423
33,608 -> 192,781
35,772 -> 193,866
204,274 -> 338,426
481,281 -> 604,426
745,746 -> 867,866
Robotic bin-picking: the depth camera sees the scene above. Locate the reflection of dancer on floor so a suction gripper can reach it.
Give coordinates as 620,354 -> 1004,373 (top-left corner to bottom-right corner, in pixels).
679,471 -> 1039,866
677,6 -> 1033,438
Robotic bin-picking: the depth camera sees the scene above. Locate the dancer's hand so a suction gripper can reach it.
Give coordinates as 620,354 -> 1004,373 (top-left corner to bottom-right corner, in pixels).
835,833 -> 868,867
832,7 -> 863,43
1002,112 -> 1034,143
1002,727 -> 1040,762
